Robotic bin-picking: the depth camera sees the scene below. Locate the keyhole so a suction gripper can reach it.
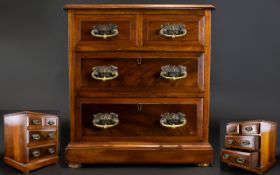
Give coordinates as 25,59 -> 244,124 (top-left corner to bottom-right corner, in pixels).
137,57 -> 142,65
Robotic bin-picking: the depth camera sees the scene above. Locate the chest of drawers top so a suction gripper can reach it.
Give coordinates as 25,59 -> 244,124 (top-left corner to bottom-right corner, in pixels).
65,4 -> 214,52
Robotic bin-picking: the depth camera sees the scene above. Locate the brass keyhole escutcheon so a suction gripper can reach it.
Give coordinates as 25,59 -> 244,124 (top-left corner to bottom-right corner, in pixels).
137,104 -> 142,111
137,57 -> 142,65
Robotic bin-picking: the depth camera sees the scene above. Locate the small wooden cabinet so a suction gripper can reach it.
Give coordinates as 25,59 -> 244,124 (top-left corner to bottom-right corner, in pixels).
64,4 -> 215,167
221,120 -> 277,174
3,111 -> 59,173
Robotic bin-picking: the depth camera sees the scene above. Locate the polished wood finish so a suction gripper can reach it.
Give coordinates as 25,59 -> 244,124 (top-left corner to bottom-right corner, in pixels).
221,120 -> 277,174
3,111 -> 59,173
65,4 -> 214,166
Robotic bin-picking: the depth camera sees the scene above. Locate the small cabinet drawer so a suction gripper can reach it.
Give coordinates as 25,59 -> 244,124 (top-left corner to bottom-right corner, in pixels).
225,136 -> 259,151
221,149 -> 259,169
45,117 -> 57,126
74,14 -> 137,50
76,52 -> 204,97
28,146 -> 57,161
226,123 -> 239,135
28,118 -> 43,127
78,98 -> 203,142
142,13 -> 205,51
241,123 -> 260,135
28,131 -> 57,144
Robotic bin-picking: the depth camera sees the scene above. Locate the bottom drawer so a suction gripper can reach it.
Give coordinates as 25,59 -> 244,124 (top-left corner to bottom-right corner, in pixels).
28,145 -> 57,161
77,98 -> 204,142
221,149 -> 259,168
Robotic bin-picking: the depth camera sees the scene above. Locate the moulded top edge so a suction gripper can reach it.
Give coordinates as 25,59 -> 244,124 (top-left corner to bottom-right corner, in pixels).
227,120 -> 277,125
4,111 -> 58,117
63,4 -> 215,10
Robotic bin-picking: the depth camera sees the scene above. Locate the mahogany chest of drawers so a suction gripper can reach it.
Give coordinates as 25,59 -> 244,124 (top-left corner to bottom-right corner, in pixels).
64,4 -> 214,167
221,120 -> 277,174
3,111 -> 58,173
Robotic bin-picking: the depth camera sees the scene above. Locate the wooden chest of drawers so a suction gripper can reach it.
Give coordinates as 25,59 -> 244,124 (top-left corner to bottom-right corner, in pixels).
221,120 -> 277,174
64,4 -> 214,167
3,111 -> 58,173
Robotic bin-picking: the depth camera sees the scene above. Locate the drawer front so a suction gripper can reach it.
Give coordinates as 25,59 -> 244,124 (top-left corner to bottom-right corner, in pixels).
221,149 -> 259,168
76,52 -> 204,96
77,98 -> 203,142
28,117 -> 43,127
241,123 -> 260,134
75,15 -> 137,50
224,136 -> 259,151
28,145 -> 57,161
45,117 -> 57,126
28,131 -> 57,144
226,123 -> 239,135
142,13 -> 205,51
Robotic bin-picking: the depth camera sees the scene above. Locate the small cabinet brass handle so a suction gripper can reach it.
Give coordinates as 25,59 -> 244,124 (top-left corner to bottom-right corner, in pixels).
48,148 -> 55,154
160,112 -> 186,128
236,157 -> 246,164
93,113 -> 119,129
91,24 -> 119,39
226,139 -> 234,145
228,127 -> 235,132
32,150 -> 40,158
159,23 -> 187,39
48,132 -> 56,139
31,119 -> 41,125
91,65 -> 118,81
241,140 -> 251,145
32,133 -> 41,140
47,120 -> 55,125
223,154 -> 230,159
160,65 -> 187,80
244,126 -> 253,132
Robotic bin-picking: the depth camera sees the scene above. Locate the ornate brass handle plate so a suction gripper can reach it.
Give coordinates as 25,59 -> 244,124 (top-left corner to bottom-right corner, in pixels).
48,147 -> 55,154
32,150 -> 40,158
91,65 -> 118,81
241,140 -> 251,146
48,132 -> 56,139
31,119 -> 41,125
160,112 -> 187,128
228,127 -> 235,132
93,113 -> 119,129
160,65 -> 187,80
91,24 -> 119,39
244,126 -> 253,132
32,133 -> 41,140
226,139 -> 234,145
223,154 -> 230,159
47,120 -> 55,125
236,157 -> 246,164
159,23 -> 187,39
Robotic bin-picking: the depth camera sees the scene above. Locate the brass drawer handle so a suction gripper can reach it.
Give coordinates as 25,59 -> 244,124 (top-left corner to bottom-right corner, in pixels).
93,113 -> 119,129
223,154 -> 230,159
47,120 -> 55,125
48,147 -> 55,154
244,126 -> 253,132
226,139 -> 234,145
228,127 -> 235,132
160,112 -> 186,128
91,24 -> 119,39
32,133 -> 41,140
159,23 -> 187,39
241,140 -> 251,145
91,65 -> 118,81
236,157 -> 246,164
31,119 -> 41,125
32,150 -> 40,158
48,132 -> 56,139
160,65 -> 187,80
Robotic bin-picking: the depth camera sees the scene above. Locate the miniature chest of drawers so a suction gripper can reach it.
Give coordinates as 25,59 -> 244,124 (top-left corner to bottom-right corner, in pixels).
221,120 -> 277,174
64,4 -> 214,167
4,111 -> 58,173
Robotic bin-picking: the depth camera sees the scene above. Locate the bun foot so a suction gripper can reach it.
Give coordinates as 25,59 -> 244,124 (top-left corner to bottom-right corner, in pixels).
197,163 -> 210,167
68,163 -> 82,168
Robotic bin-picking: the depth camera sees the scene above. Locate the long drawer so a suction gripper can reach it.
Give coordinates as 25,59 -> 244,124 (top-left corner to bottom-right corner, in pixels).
75,98 -> 204,142
28,145 -> 57,162
224,135 -> 259,151
75,52 -> 204,97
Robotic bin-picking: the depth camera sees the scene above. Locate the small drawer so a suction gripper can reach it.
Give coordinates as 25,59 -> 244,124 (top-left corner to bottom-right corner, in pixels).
76,52 -> 204,97
78,97 -> 203,142
28,117 -> 43,127
28,131 -> 57,144
226,123 -> 239,135
241,123 -> 260,135
46,117 -> 57,126
75,14 -> 137,51
221,149 -> 259,169
28,145 -> 57,161
142,13 -> 205,51
225,135 -> 259,151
